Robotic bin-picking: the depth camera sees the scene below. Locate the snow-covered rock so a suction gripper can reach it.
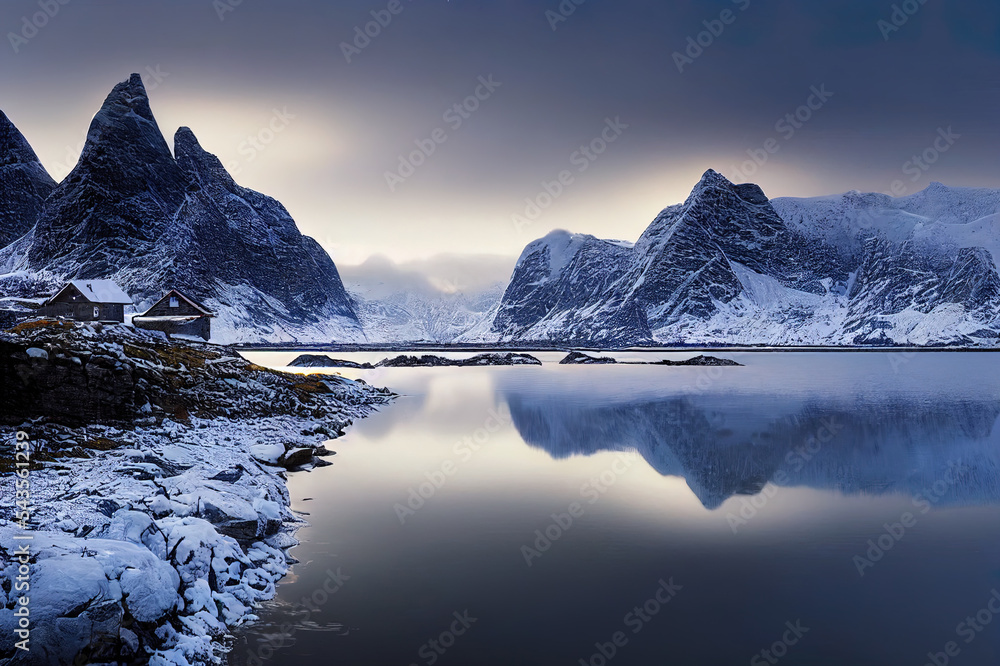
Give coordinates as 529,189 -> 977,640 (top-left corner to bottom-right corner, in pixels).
349,283 -> 505,344
0,531 -> 181,663
0,322 -> 394,664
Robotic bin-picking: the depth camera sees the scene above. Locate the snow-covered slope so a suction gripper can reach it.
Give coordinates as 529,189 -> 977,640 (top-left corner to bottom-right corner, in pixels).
491,170 -> 1000,347
0,74 -> 362,344
491,230 -> 646,345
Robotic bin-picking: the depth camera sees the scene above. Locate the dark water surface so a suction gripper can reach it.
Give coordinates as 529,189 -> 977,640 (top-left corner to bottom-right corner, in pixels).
233,352 -> 1000,666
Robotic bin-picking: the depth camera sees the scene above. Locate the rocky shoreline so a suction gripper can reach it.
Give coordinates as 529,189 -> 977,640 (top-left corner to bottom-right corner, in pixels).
0,322 -> 394,665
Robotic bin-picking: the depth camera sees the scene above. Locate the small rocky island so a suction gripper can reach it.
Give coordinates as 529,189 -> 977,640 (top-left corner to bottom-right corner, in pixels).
559,351 -> 742,366
289,352 -> 542,368
0,321 -> 393,665
288,351 -> 739,368
288,354 -> 375,369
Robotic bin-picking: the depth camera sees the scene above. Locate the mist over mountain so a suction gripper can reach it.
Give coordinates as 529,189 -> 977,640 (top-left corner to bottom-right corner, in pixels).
341,254 -> 511,343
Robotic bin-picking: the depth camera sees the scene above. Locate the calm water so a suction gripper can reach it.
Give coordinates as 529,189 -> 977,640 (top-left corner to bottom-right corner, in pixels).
233,352 -> 1000,666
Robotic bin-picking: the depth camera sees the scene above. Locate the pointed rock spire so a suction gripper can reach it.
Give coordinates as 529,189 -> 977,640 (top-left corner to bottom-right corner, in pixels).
174,126 -> 239,191
1,110 -> 49,168
693,168 -> 733,190
0,110 -> 55,247
72,73 -> 182,194
28,73 -> 187,272
14,73 -> 361,342
171,125 -> 359,323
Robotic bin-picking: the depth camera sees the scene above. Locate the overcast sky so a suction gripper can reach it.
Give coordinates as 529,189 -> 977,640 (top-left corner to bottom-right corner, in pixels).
2,0 -> 999,278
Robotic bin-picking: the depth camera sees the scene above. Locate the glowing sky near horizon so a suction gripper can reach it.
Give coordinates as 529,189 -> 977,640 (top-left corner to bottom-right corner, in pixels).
2,0 -> 999,268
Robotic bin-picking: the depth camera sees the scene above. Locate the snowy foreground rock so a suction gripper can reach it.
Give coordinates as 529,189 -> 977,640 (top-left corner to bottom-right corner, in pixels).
0,321 -> 393,665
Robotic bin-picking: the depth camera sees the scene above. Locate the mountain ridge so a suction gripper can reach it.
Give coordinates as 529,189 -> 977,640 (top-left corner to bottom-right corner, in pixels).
0,74 -> 362,344
483,170 -> 1000,347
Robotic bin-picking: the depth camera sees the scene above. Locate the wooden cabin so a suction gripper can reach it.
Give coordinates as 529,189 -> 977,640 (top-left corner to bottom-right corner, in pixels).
41,280 -> 132,323
132,290 -> 214,341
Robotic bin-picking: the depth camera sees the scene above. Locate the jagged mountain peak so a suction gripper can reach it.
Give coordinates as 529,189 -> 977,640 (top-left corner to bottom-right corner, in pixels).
518,229 -> 633,279
101,73 -> 151,118
0,110 -> 47,168
4,74 -> 363,343
174,125 -> 199,150
687,169 -> 769,207
77,73 -> 176,173
174,126 -> 238,191
88,73 -> 155,133
692,168 -> 731,190
0,110 -> 56,248
493,167 -> 1000,347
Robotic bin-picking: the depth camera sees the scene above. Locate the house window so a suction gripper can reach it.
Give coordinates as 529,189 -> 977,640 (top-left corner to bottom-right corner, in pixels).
93,306 -> 100,318
169,296 -> 179,308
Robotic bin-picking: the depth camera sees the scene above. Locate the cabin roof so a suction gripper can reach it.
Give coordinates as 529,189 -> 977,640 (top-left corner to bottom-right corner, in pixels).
46,280 -> 133,305
140,289 -> 214,317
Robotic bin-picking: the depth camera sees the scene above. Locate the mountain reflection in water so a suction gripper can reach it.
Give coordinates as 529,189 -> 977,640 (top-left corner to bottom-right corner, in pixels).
504,382 -> 1000,510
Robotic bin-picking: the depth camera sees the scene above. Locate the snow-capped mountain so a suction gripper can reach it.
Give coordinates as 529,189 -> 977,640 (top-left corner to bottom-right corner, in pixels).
0,111 -> 55,248
486,170 -> 1000,347
489,231 -> 647,345
0,74 -> 362,344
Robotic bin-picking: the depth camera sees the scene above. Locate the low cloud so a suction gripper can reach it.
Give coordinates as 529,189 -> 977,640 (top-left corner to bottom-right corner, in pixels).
339,253 -> 515,299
